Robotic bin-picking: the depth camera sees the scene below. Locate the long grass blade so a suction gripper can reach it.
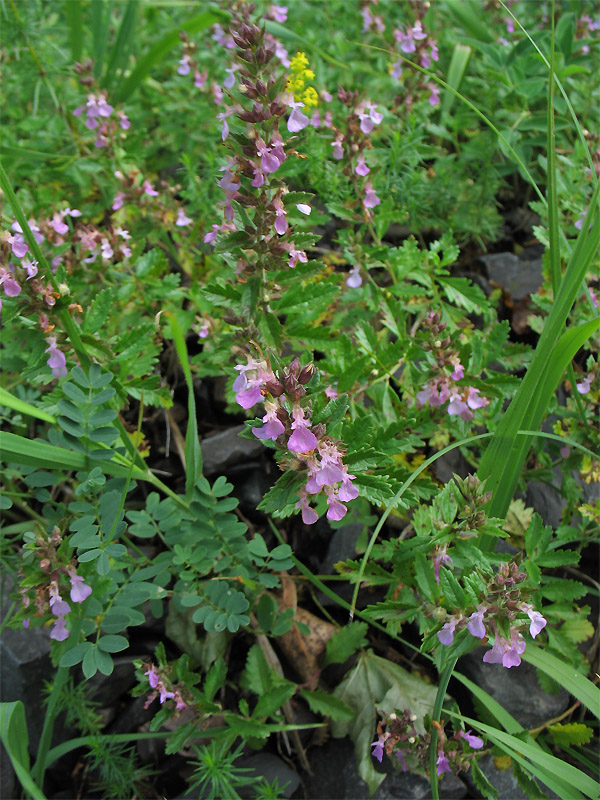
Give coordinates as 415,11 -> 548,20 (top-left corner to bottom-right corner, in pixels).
91,0 -> 111,80
441,44 -> 471,115
115,9 -> 229,103
163,313 -> 202,499
103,0 -> 139,91
442,0 -> 494,43
0,388 -> 56,424
522,643 -> 600,721
457,715 -> 599,799
63,0 -> 84,63
547,0 -> 561,294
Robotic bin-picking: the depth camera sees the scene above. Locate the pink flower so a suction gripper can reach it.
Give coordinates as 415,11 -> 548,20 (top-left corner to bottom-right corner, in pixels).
466,607 -> 486,639
142,180 -> 159,197
177,55 -> 191,76
112,192 -> 125,210
363,183 -> 380,209
45,336 -> 68,378
287,245 -> 308,268
49,583 -> 71,616
482,630 -> 526,668
288,426 -> 317,453
8,233 -> 28,258
194,70 -> 207,89
145,666 -> 160,689
355,154 -> 370,177
427,83 -> 441,106
0,267 -> 21,302
253,402 -> 285,441
297,493 -> 318,525
271,4 -> 288,23
433,549 -> 453,583
296,203 -> 311,215
346,267 -> 362,288
521,605 -> 546,638
287,102 -> 309,132
458,730 -> 484,749
69,574 -> 92,603
223,66 -> 238,89
331,136 -> 344,160
576,376 -> 591,394
326,497 -> 347,521
176,209 -> 193,227
50,616 -> 69,641
436,753 -> 451,775
338,476 -> 359,502
437,617 -> 458,646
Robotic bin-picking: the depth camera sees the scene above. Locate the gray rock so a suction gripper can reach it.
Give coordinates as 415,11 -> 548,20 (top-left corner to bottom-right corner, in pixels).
320,523 -> 363,574
433,451 -> 471,485
458,648 -> 569,729
200,426 -> 263,476
0,580 -> 52,753
464,754 -> 560,800
1,743 -> 17,800
237,753 -> 300,798
479,252 -> 543,301
525,481 -> 566,529
302,737 -> 467,800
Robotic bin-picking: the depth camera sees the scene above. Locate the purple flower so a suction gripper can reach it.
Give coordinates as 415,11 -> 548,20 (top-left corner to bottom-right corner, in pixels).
112,192 -> 125,211
49,591 -> 71,617
288,425 -> 317,453
176,209 -> 193,227
69,574 -> 92,603
8,233 -> 28,258
236,384 -> 263,409
458,730 -> 484,749
145,666 -> 160,689
522,606 -> 546,638
316,462 -> 344,487
50,616 -> 69,641
194,70 -> 207,88
297,494 -> 319,525
177,56 -> 191,76
45,336 -> 68,378
287,102 -> 309,132
331,137 -> 344,160
296,203 -> 311,215
326,497 -> 347,521
271,5 -> 288,23
0,268 -> 21,302
436,753 -> 451,775
371,739 -> 384,763
576,376 -> 591,394
253,402 -> 285,441
433,550 -> 453,583
437,617 -> 457,646
142,180 -> 159,197
346,267 -> 362,288
338,477 -> 358,502
355,154 -> 370,177
363,183 -> 380,209
483,630 -> 526,668
467,608 -> 487,639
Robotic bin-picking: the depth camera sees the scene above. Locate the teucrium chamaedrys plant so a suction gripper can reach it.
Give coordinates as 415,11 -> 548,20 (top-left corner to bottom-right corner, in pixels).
1,1 -> 599,798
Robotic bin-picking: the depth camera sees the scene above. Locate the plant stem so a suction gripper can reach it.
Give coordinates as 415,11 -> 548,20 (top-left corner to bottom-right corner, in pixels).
429,658 -> 457,800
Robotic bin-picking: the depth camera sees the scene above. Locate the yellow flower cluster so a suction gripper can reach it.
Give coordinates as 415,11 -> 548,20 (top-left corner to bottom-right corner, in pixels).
286,51 -> 319,108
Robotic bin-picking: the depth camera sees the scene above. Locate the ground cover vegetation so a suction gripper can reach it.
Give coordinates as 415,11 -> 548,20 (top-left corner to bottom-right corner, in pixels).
0,0 -> 599,798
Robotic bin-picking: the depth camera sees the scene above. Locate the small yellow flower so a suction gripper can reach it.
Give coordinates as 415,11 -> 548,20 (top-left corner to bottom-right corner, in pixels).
290,51 -> 309,72
302,86 -> 319,108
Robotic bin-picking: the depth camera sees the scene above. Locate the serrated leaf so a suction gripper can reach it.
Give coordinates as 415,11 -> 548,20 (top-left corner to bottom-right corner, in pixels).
323,622 -> 368,667
301,689 -> 354,721
503,499 -> 534,539
253,683 -> 296,720
548,723 -> 593,747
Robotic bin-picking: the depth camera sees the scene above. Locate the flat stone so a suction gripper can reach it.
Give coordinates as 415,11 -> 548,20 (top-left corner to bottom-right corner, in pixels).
479,252 -> 543,301
458,648 -> 569,729
237,753 -> 300,798
300,737 -> 467,800
200,426 -> 263,476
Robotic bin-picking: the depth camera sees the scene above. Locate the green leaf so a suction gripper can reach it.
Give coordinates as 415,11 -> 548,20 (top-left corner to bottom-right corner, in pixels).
60,642 -> 93,668
97,635 -> 129,653
253,683 -> 296,720
332,651 -> 437,795
204,658 -> 227,702
322,622 -> 368,667
300,689 -> 354,721
548,723 -> 593,747
0,701 -> 45,800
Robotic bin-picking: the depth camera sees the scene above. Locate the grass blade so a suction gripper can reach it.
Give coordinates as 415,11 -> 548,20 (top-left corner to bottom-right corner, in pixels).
546,0 -> 561,294
522,643 -> 600,721
0,702 -> 45,800
0,388 -> 56,424
163,313 -> 202,498
457,715 -> 598,799
115,9 -> 229,103
91,0 -> 112,80
63,0 -> 84,63
103,0 -> 139,91
442,0 -> 494,43
441,44 -> 471,114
